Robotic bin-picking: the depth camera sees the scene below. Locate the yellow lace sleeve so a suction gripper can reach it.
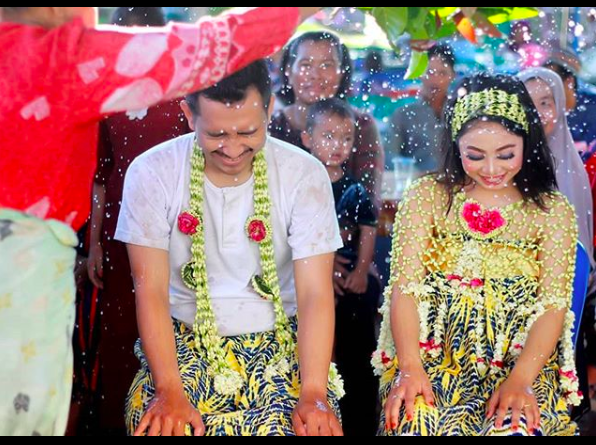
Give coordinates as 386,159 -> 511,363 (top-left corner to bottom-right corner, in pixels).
536,194 -> 578,311
386,177 -> 437,298
532,194 -> 581,406
372,177 -> 438,374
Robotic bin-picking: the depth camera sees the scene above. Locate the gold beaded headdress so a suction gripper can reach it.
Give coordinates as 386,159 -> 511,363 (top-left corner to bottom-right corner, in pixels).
451,88 -> 529,140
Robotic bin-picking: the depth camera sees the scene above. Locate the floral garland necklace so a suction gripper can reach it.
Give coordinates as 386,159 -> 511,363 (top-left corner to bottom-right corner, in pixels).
456,195 -> 581,404
177,142 -> 294,396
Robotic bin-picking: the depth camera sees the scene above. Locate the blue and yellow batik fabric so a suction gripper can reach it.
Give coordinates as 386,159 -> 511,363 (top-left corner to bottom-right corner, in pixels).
126,319 -> 341,436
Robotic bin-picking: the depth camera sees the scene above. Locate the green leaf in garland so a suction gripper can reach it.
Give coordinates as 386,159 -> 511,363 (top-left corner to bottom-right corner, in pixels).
252,275 -> 274,300
182,262 -> 197,290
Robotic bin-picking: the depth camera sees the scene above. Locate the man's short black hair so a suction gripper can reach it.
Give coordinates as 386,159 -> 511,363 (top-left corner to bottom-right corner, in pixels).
428,43 -> 456,71
305,98 -> 355,134
185,60 -> 272,116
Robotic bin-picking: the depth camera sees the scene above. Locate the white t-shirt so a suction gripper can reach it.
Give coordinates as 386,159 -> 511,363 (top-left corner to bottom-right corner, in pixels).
115,133 -> 343,337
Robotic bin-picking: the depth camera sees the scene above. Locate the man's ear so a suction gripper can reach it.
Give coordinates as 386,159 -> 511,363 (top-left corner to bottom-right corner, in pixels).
180,100 -> 197,132
267,95 -> 276,123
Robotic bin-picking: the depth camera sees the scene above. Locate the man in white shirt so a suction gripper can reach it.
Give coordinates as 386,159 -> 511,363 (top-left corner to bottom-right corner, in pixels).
116,60 -> 344,436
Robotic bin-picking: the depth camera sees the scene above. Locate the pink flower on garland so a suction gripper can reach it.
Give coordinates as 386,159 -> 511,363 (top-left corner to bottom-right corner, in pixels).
381,352 -> 392,366
447,274 -> 463,282
178,212 -> 200,236
247,219 -> 268,243
491,360 -> 504,369
462,202 -> 506,235
559,369 -> 579,382
447,275 -> 484,288
419,339 -> 441,352
469,278 -> 485,288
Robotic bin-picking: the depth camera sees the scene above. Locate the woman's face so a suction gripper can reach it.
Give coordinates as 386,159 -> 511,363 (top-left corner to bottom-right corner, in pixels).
287,40 -> 343,105
458,120 -> 525,191
525,78 -> 558,137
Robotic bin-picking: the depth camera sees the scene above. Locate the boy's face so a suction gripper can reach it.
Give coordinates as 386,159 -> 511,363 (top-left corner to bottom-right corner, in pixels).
183,87 -> 273,178
302,113 -> 355,168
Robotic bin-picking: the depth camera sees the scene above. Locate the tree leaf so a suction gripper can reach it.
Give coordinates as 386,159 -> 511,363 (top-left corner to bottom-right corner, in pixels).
371,7 -> 408,46
405,51 -> 429,80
